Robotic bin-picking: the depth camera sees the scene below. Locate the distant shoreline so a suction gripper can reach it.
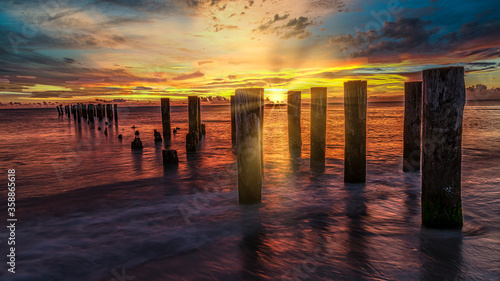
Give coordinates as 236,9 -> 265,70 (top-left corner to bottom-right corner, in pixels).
1,99 -> 500,110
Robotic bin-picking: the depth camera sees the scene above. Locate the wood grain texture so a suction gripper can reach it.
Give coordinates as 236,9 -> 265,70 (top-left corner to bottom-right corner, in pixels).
422,67 -> 465,228
344,81 -> 367,183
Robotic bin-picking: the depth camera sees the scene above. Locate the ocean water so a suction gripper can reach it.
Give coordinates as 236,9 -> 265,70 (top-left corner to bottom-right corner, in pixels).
0,102 -> 499,280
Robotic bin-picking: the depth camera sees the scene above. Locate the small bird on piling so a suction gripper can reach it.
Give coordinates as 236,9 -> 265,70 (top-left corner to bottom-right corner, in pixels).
118,134 -> 123,140
105,121 -> 108,125
132,125 -> 136,129
98,127 -> 102,131
175,127 -> 180,130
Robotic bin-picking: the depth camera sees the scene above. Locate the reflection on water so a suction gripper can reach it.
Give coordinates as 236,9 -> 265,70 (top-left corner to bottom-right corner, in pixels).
419,229 -> 463,281
0,102 -> 499,280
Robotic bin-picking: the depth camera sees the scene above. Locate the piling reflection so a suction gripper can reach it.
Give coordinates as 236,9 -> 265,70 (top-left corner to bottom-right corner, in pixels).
344,182 -> 371,279
131,150 -> 143,174
239,209 -> 270,281
419,229 -> 463,281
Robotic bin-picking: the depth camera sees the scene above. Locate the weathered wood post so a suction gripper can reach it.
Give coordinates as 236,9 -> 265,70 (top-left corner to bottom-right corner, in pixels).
107,104 -> 113,121
310,87 -> 327,170
83,104 -> 88,119
76,104 -> 81,123
97,104 -> 103,121
56,106 -> 61,115
230,95 -> 236,147
344,81 -> 367,183
161,98 -> 171,141
403,81 -> 422,172
287,91 -> 302,156
72,105 -> 76,120
162,149 -> 179,166
114,104 -> 118,123
88,104 -> 94,123
422,67 -> 465,228
235,88 -> 263,204
187,96 -> 199,150
197,97 -> 202,140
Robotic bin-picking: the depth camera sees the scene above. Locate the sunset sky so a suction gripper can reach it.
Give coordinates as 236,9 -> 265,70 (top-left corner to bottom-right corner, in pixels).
0,0 -> 499,104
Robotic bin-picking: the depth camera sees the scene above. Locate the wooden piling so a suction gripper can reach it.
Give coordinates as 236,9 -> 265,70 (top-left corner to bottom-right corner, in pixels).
114,104 -> 118,123
161,98 -> 171,141
76,104 -> 81,123
163,149 -> 179,166
107,104 -> 113,120
422,67 -> 465,228
287,91 -> 302,156
83,104 -> 88,119
235,88 -> 263,204
344,81 -> 367,183
188,96 -> 199,138
88,104 -> 94,122
197,97 -> 202,140
230,95 -> 236,147
310,87 -> 327,170
403,81 -> 422,172
97,104 -> 103,120
56,106 -> 61,115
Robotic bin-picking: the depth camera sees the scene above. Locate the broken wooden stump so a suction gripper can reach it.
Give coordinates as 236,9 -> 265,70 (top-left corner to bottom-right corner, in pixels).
162,149 -> 179,166
131,130 -> 143,150
186,132 -> 198,152
154,129 -> 162,143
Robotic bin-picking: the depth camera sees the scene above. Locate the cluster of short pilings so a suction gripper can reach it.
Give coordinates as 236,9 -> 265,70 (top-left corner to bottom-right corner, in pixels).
57,103 -> 118,124
230,66 -> 465,229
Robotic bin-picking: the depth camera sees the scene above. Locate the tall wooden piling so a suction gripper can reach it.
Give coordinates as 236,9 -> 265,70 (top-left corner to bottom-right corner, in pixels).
56,106 -> 61,116
88,104 -> 94,122
161,98 -> 171,141
106,104 -> 113,120
287,91 -> 302,155
76,104 -> 81,123
235,88 -> 263,204
82,104 -> 87,119
114,104 -> 118,123
422,67 -> 465,228
230,95 -> 236,147
97,104 -> 103,120
310,87 -> 327,170
197,97 -> 202,140
403,81 -> 422,172
188,96 -> 199,137
344,81 -> 367,183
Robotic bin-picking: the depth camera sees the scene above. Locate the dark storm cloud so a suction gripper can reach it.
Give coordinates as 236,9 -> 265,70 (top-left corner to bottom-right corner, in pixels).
256,14 -> 290,32
255,15 -> 313,40
329,17 -> 438,57
329,16 -> 500,60
309,0 -> 345,11
280,17 -> 314,39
